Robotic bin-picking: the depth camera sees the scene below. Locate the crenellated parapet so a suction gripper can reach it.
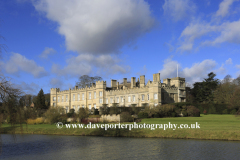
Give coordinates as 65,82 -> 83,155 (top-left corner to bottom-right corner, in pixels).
106,86 -> 149,95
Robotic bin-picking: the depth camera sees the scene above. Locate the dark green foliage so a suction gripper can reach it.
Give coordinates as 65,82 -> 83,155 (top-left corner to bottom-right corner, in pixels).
78,108 -> 89,120
171,112 -> 176,117
191,72 -> 219,103
120,112 -> 133,122
153,113 -> 161,118
35,89 -> 47,110
93,109 -> 99,115
230,109 -> 237,115
109,106 -> 120,115
99,105 -> 109,115
181,110 -> 188,117
222,109 -> 228,114
138,111 -> 148,119
44,108 -> 65,124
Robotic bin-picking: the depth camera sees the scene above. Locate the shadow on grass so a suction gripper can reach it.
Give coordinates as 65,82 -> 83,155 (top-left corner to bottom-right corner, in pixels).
0,126 -> 20,134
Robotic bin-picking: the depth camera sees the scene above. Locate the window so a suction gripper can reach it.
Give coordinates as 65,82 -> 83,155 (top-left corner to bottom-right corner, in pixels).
82,105 -> 84,108
106,98 -> 108,104
53,103 -> 56,107
180,82 -> 184,87
147,94 -> 149,101
142,94 -> 145,101
154,94 -> 157,100
99,98 -> 103,104
94,92 -> 96,99
132,95 -> 135,102
65,106 -> 68,113
110,98 -> 113,103
89,104 -> 91,111
53,97 -> 56,101
72,105 -> 75,111
82,93 -> 84,100
170,93 -> 174,100
62,96 -> 64,102
89,92 -> 91,99
94,104 -> 96,109
128,96 -> 131,102
121,97 -> 124,103
77,105 -> 80,112
154,103 -> 158,106
99,91 -> 103,97
73,94 -> 75,101
78,94 -> 80,101
58,96 -> 60,102
66,95 -> 68,102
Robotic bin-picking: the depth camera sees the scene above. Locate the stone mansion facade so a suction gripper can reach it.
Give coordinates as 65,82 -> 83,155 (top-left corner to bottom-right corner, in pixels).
50,73 -> 186,112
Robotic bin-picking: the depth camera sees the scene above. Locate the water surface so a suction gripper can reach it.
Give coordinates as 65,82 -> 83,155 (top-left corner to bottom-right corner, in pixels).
1,134 -> 240,160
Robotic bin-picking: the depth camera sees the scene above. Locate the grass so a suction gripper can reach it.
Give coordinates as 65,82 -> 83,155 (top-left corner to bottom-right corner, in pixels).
1,114 -> 240,141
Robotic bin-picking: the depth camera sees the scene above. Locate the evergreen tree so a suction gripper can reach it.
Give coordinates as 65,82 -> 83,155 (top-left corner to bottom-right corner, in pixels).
191,72 -> 219,103
35,89 -> 47,110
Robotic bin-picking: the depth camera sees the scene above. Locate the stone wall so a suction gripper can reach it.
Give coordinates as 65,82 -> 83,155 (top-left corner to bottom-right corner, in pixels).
100,114 -> 120,122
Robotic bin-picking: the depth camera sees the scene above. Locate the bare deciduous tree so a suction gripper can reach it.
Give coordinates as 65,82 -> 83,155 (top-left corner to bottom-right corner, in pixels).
76,75 -> 102,88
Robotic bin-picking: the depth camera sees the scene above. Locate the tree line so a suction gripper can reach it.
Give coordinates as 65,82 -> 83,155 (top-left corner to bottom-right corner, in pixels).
186,72 -> 240,114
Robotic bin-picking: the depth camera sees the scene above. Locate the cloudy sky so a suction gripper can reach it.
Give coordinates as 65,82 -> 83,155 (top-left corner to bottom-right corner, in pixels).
1,0 -> 240,94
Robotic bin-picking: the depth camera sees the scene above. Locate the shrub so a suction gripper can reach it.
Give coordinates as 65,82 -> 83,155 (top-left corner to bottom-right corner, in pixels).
109,106 -> 120,115
230,109 -> 237,115
222,109 -> 228,114
138,111 -> 148,119
182,110 -> 188,117
44,108 -> 65,124
153,113 -> 161,118
26,117 -> 44,124
186,106 -> 200,117
158,104 -> 176,117
171,112 -> 176,117
120,112 -> 133,122
208,106 -> 216,114
236,109 -> 240,116
78,108 -> 89,121
203,110 -> 207,115
93,109 -> 99,115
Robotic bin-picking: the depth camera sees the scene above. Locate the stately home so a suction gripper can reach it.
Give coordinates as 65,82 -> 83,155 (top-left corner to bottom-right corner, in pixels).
50,73 -> 186,112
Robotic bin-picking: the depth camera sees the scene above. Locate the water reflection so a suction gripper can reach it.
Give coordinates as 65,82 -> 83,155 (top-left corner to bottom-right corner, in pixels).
1,134 -> 240,160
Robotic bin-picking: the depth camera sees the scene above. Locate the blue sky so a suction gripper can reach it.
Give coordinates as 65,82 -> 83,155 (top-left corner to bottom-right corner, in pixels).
1,0 -> 240,95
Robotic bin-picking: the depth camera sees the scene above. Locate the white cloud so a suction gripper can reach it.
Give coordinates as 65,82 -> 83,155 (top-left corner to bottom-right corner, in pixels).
1,53 -> 48,78
39,47 -> 56,58
177,21 -> 219,52
236,64 -> 240,69
33,0 -> 155,54
225,58 -> 233,64
162,0 -> 196,21
208,20 -> 240,45
51,54 -> 130,77
158,58 -> 180,79
178,18 -> 240,52
177,0 -> 240,52
216,0 -> 237,17
13,81 -> 40,95
159,58 -> 222,84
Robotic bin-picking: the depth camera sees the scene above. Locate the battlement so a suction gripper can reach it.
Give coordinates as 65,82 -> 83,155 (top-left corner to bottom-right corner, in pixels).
96,80 -> 107,84
168,77 -> 185,81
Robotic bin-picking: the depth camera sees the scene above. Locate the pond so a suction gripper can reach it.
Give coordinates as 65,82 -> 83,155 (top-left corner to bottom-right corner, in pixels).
1,134 -> 240,160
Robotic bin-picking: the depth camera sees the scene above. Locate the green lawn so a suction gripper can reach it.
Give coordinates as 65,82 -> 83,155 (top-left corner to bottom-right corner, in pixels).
1,114 -> 240,141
